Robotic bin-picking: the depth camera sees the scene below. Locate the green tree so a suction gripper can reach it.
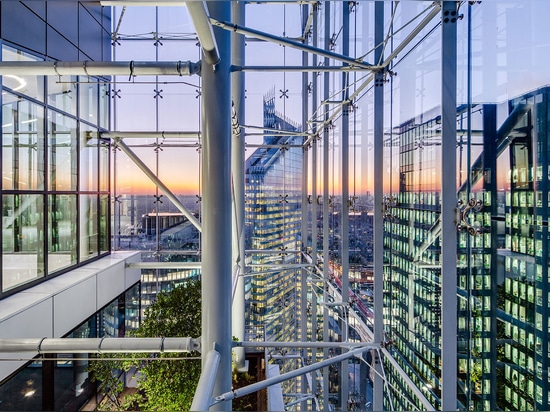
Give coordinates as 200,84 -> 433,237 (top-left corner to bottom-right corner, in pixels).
89,279 -> 202,411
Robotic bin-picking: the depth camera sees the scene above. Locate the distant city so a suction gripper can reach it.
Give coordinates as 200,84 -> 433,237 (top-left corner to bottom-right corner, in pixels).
112,193 -> 374,268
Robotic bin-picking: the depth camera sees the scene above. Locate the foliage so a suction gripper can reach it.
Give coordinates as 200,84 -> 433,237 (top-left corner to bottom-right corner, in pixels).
470,361 -> 482,383
88,353 -> 132,410
88,279 -> 202,411
232,371 -> 256,411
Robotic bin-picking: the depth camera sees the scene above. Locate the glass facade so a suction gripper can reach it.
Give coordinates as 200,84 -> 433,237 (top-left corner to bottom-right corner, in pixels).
382,2 -> 550,410
0,283 -> 140,411
245,90 -> 303,392
1,44 -> 111,295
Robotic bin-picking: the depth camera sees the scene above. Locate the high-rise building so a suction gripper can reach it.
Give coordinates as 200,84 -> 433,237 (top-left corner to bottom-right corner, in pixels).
244,90 -> 302,393
383,87 -> 550,411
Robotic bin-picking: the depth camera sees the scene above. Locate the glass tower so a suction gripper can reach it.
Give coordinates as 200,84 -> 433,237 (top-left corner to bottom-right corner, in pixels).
383,87 -> 550,411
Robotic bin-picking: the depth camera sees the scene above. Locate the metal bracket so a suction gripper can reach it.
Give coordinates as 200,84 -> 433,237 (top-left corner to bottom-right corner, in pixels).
153,89 -> 163,99
383,196 -> 398,220
110,88 -> 121,99
456,198 -> 483,235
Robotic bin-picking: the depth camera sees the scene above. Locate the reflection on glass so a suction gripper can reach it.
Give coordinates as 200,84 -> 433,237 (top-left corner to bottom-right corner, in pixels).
79,124 -> 98,192
99,140 -> 110,192
48,112 -> 77,191
2,194 -> 45,291
1,45 -> 44,102
99,83 -> 110,130
79,77 -> 98,125
48,76 -> 77,115
2,96 -> 45,190
99,194 -> 109,254
79,195 -> 98,262
48,195 -> 77,274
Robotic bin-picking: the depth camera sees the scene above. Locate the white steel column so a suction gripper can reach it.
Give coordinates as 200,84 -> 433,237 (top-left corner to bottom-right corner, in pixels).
373,1 -> 385,410
231,0 -> 247,373
341,1 -> 351,409
310,1 -> 321,405
322,3 -> 331,410
201,2 -> 232,410
441,1 -> 458,409
300,3 -> 310,408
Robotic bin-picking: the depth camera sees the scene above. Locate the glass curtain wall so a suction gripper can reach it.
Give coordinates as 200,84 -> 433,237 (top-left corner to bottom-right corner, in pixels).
110,6 -> 202,309
1,45 -> 110,296
0,283 -> 140,412
381,1 -> 550,411
103,1 -> 550,409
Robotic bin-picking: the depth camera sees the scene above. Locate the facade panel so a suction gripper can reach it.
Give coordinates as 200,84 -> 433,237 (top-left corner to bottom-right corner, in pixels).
1,2 -> 46,55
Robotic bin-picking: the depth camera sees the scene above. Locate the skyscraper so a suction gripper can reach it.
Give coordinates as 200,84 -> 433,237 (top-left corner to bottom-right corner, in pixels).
384,87 -> 550,411
245,90 -> 302,393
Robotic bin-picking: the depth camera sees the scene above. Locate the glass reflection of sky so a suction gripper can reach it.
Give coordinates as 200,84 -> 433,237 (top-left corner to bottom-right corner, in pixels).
111,1 -> 550,195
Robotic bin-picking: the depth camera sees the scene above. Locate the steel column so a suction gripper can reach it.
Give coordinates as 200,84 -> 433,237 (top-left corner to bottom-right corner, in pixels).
300,3 -> 311,408
231,0 -> 247,373
310,6 -> 320,404
340,2 -> 351,410
373,2 -> 385,410
201,2 -> 232,410
322,3 -> 331,410
441,1 -> 458,410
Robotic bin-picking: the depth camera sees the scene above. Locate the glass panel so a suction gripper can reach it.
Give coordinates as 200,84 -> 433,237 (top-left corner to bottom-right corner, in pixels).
125,282 -> 141,331
79,77 -> 98,125
2,45 -> 44,101
99,194 -> 109,254
2,194 -> 45,291
53,353 -> 90,411
79,194 -> 98,262
48,112 -> 77,191
2,95 -> 45,190
47,76 -> 77,116
0,359 -> 43,410
382,2 -> 443,410
79,123 -> 98,192
48,194 -> 77,274
99,82 -> 110,130
99,138 -> 109,192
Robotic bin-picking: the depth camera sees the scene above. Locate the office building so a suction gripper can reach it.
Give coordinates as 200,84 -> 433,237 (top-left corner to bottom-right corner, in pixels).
244,90 -> 303,395
384,88 -> 550,411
